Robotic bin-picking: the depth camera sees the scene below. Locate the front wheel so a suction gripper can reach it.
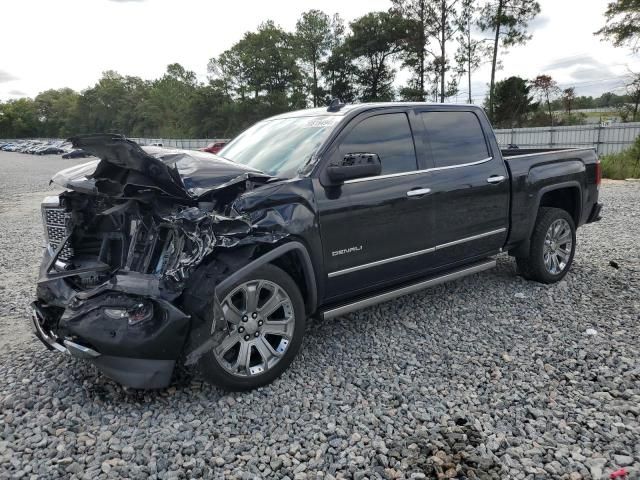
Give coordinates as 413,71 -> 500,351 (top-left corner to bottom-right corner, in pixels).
197,264 -> 306,391
516,207 -> 577,284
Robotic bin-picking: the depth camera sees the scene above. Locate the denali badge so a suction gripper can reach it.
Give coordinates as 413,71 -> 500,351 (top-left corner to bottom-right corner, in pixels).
332,246 -> 363,257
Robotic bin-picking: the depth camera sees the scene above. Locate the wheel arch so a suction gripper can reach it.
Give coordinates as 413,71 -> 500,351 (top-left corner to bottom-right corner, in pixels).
537,184 -> 581,226
215,241 -> 318,315
510,181 -> 581,258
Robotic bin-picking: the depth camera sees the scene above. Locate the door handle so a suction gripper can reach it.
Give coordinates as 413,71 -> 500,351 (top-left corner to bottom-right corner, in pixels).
406,188 -> 431,197
487,175 -> 506,184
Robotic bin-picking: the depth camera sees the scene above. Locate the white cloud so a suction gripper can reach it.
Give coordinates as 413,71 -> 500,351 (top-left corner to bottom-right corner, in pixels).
0,70 -> 18,83
528,15 -> 550,32
0,0 -> 638,101
543,55 -> 603,71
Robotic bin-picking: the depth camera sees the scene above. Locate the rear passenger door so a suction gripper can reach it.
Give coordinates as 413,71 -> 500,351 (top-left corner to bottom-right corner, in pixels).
316,110 -> 435,301
419,109 -> 509,268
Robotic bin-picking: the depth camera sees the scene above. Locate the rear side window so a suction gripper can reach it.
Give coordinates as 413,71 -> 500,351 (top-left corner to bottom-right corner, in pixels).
421,111 -> 490,168
339,113 -> 417,175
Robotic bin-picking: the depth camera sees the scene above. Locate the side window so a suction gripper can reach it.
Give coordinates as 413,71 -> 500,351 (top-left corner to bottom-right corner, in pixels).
421,111 -> 490,168
339,113 -> 417,175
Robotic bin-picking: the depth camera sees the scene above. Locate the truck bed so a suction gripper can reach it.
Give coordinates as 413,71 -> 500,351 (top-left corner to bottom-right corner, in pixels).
501,147 -> 594,159
501,147 -> 600,255
502,147 -> 598,179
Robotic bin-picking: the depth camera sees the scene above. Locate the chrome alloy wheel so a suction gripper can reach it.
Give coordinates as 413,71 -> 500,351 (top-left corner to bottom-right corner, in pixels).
214,280 -> 295,377
543,218 -> 573,275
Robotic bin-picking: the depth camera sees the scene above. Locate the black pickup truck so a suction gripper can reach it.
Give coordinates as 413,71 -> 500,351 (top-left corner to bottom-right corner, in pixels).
32,102 -> 602,391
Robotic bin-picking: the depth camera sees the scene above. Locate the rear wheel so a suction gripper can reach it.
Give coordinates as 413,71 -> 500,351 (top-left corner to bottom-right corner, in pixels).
516,207 -> 576,284
197,264 -> 305,391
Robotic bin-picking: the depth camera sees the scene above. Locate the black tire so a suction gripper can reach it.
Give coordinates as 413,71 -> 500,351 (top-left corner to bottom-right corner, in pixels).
516,207 -> 576,284
197,264 -> 305,391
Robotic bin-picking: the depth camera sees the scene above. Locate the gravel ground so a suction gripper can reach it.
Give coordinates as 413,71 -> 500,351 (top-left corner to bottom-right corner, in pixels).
0,151 -> 638,480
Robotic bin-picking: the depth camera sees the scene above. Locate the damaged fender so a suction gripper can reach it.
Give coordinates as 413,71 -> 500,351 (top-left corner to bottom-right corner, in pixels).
182,241 -> 317,365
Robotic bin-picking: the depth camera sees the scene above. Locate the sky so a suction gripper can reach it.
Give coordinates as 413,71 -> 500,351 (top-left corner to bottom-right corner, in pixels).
1,0 -> 639,103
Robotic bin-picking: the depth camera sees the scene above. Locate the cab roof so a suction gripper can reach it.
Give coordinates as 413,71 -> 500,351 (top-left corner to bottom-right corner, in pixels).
267,102 -> 485,120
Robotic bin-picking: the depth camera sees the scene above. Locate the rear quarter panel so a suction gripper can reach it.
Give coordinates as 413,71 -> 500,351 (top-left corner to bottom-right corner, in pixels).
504,148 -> 599,249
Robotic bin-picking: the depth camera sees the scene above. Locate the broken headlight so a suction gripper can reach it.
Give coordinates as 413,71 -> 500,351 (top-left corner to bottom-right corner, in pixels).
104,301 -> 154,326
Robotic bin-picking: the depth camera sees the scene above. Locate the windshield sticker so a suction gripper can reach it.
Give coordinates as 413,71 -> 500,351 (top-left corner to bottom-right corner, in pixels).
304,117 -> 339,128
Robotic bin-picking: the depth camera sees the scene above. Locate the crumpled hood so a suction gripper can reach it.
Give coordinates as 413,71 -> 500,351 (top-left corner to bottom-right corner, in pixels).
51,134 -> 272,198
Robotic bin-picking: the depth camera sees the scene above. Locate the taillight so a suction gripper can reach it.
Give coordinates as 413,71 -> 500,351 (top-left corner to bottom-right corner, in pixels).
595,159 -> 602,188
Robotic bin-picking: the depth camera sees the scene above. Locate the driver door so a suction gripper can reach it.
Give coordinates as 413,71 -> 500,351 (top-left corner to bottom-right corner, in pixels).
315,110 -> 436,302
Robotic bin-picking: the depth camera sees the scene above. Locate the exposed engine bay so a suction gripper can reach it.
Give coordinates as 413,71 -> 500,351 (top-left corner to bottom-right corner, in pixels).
43,190 -> 263,291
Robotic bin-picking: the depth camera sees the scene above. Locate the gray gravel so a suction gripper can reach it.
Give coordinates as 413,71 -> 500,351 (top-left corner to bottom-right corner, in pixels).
0,152 -> 639,480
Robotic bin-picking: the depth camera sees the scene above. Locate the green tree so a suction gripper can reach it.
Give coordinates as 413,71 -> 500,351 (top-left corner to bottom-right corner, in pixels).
531,74 -> 560,126
295,10 -> 333,107
346,12 -> 408,101
427,0 -> 471,102
478,0 -> 541,121
490,76 -> 536,128
574,96 -> 595,109
455,0 -> 491,103
615,72 -> 640,122
561,87 -> 576,114
207,21 -> 306,132
319,15 -> 358,103
595,0 -> 640,52
627,73 -> 640,121
187,79 -> 235,137
393,0 -> 470,102
144,63 -> 199,137
321,46 -> 358,103
209,21 -> 302,111
391,0 -> 429,100
35,88 -> 80,137
0,98 -> 40,138
75,71 -> 151,135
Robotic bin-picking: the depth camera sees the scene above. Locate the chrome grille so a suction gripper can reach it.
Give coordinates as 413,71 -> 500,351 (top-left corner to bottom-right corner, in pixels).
44,208 -> 68,227
41,198 -> 74,261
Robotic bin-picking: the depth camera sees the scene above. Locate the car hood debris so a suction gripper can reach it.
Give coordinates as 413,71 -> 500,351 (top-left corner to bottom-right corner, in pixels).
51,134 -> 273,198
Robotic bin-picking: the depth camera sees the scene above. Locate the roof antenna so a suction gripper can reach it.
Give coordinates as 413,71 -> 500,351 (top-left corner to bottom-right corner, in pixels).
327,98 -> 345,112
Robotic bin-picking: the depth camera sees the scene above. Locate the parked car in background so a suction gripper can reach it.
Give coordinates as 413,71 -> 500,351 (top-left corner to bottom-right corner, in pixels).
200,141 -> 228,155
37,146 -> 65,155
62,149 -> 91,159
31,102 -> 602,392
0,139 -> 84,157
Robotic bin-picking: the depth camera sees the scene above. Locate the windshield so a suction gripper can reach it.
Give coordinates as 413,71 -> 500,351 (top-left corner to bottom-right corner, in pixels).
219,116 -> 340,178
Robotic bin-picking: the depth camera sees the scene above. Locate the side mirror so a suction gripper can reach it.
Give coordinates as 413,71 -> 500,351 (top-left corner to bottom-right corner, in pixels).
327,153 -> 382,183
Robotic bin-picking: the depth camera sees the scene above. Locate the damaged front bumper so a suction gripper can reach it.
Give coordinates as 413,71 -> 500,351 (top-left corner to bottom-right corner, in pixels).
31,301 -> 177,388
31,302 -> 98,357
34,244 -> 191,389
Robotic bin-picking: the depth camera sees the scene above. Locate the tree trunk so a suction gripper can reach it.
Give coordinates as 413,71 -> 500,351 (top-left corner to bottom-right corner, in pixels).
312,61 -> 318,107
372,59 -> 381,100
467,19 -> 472,104
489,0 -> 503,122
440,0 -> 446,103
468,54 -> 472,103
419,0 -> 426,100
546,93 -> 553,126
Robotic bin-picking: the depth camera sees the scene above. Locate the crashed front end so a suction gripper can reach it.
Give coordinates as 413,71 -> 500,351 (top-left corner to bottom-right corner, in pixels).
32,134 -> 294,388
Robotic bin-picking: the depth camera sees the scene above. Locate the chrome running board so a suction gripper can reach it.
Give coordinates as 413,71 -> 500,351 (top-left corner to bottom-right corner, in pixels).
321,258 -> 496,320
